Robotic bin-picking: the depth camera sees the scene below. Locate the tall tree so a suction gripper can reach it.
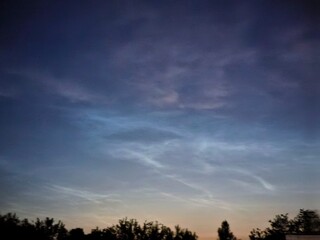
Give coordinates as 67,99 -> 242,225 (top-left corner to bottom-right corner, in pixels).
291,209 -> 320,234
249,209 -> 320,240
218,220 -> 237,240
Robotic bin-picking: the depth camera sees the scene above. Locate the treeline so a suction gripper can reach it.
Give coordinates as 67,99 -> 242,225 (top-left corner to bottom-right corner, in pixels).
0,213 -> 197,240
1,209 -> 319,240
216,209 -> 320,240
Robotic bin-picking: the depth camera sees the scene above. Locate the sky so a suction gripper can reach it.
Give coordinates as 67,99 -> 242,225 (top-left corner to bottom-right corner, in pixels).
0,0 -> 319,239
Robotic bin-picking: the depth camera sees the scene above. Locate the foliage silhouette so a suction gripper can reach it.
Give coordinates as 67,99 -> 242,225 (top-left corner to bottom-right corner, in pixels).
0,213 -> 197,240
217,220 -> 237,240
2,208 -> 319,240
0,213 -> 67,240
249,209 -> 320,240
69,228 -> 86,240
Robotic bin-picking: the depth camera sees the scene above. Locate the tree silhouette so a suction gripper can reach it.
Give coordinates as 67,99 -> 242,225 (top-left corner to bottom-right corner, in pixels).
0,213 -> 197,240
69,228 -> 85,240
0,213 -> 21,239
4,209 -> 319,240
291,209 -> 320,234
33,217 -> 67,240
218,220 -> 237,240
0,213 -> 68,240
249,209 -> 320,240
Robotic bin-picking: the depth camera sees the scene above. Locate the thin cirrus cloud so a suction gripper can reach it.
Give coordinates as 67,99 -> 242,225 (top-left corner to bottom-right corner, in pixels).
6,69 -> 108,104
101,133 -> 276,196
106,127 -> 182,143
0,1 -> 319,239
48,185 -> 122,205
113,47 -> 234,110
106,13 -> 248,110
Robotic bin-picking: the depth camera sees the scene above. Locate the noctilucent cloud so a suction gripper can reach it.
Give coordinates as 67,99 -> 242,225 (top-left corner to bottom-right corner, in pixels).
0,1 -> 319,239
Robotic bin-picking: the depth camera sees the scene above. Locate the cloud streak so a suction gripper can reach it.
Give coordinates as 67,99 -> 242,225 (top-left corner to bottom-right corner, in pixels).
48,185 -> 121,204
0,1 -> 319,238
7,69 -> 108,104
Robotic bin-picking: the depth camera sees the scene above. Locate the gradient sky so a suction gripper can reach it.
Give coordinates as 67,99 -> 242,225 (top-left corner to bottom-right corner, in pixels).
0,1 -> 319,239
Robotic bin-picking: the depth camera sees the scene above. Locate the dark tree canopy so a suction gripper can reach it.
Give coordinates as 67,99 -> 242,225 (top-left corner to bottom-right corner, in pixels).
0,213 -> 197,240
1,209 -> 319,240
218,220 -> 237,240
249,209 -> 320,240
69,228 -> 86,240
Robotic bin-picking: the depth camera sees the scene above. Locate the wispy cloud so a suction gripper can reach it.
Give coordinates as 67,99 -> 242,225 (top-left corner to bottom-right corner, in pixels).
222,167 -> 276,192
253,175 -> 275,191
109,147 -> 165,169
47,81 -> 105,104
48,185 -> 121,204
159,191 -> 237,211
106,127 -> 182,143
108,16 -> 241,111
1,1 -> 319,238
7,69 -> 108,104
84,111 -> 278,196
164,174 -> 212,196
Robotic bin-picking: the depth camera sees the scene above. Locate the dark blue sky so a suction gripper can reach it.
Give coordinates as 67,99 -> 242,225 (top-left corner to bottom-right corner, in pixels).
0,1 -> 319,239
